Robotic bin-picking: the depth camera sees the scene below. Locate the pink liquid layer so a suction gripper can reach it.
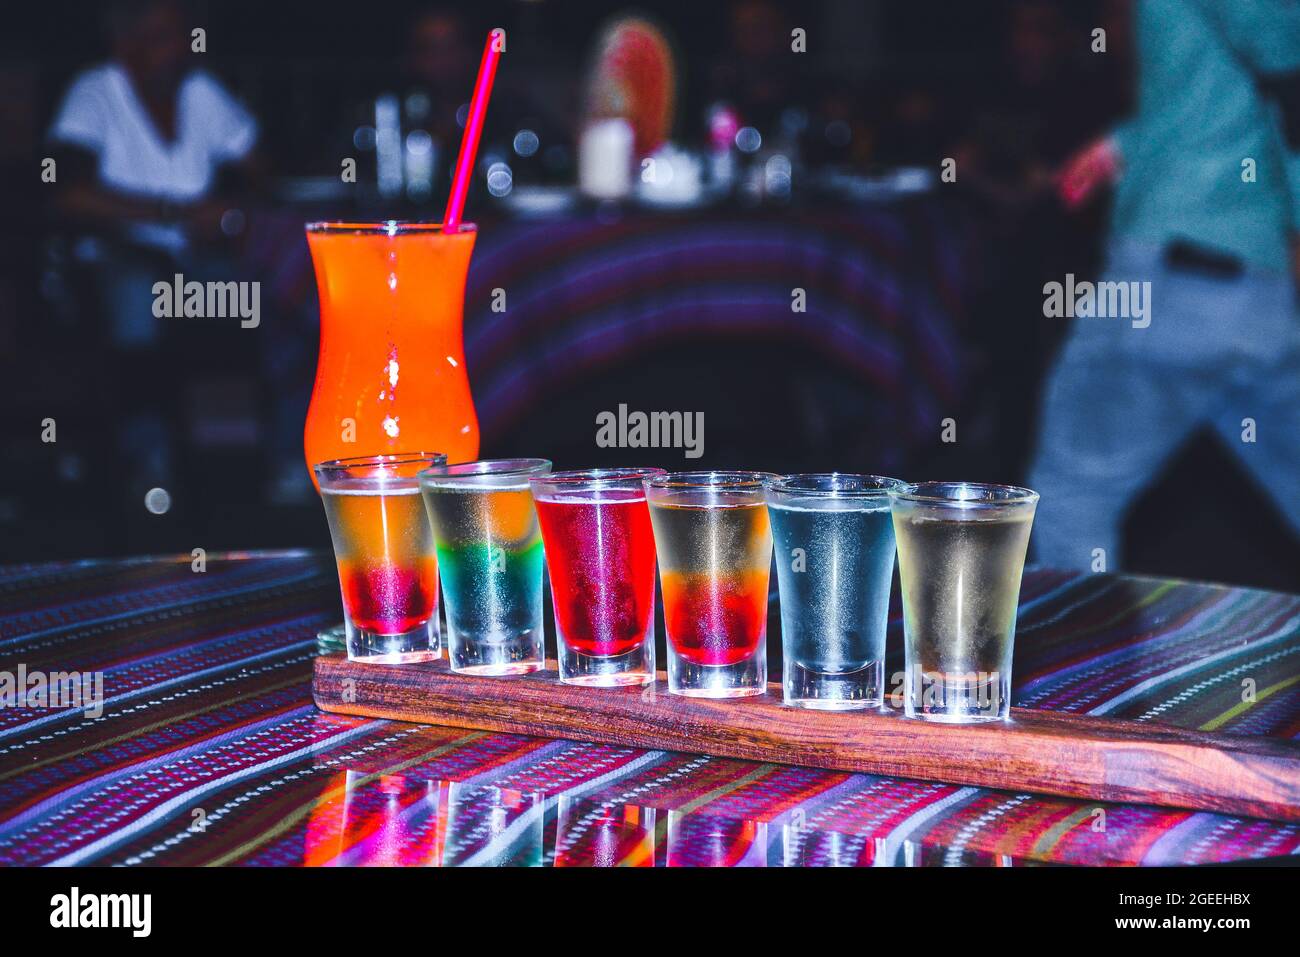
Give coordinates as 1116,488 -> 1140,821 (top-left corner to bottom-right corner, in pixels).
535,494 -> 656,657
339,558 -> 438,634
660,570 -> 768,666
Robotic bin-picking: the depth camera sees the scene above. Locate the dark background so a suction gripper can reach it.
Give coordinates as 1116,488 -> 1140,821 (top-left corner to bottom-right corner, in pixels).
1,0 -> 1298,591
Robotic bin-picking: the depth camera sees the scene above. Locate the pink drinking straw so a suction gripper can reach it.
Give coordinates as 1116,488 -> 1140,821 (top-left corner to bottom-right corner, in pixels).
443,30 -> 503,233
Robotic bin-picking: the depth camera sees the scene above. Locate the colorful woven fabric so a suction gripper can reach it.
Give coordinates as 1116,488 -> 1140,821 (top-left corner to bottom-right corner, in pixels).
0,553 -> 1296,866
462,204 -> 967,459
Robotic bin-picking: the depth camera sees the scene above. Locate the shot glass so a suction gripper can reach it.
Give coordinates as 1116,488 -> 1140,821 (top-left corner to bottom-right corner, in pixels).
765,473 -> 903,709
531,468 -> 664,686
645,471 -> 775,698
889,482 -> 1038,722
418,458 -> 551,675
314,452 -> 447,664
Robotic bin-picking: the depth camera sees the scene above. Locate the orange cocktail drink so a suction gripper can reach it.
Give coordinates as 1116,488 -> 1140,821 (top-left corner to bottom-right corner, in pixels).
303,222 -> 479,491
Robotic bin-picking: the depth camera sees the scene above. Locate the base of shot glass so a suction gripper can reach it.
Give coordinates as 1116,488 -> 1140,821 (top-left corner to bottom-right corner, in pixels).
667,647 -> 766,698
345,619 -> 440,664
904,668 -> 1010,723
558,638 -> 655,687
317,622 -> 347,655
784,659 -> 883,710
448,628 -> 545,676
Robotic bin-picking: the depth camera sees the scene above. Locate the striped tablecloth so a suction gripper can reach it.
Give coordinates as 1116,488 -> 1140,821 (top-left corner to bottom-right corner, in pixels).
461,203 -> 967,463
0,553 -> 1296,866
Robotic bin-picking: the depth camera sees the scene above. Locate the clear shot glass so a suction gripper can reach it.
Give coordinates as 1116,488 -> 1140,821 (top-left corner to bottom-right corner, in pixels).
530,468 -> 665,686
889,482 -> 1038,722
644,471 -> 775,698
418,458 -> 551,675
765,473 -> 903,709
314,452 -> 447,663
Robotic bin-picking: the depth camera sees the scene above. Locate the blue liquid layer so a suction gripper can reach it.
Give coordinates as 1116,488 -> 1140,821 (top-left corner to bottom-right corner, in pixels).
769,502 -> 896,674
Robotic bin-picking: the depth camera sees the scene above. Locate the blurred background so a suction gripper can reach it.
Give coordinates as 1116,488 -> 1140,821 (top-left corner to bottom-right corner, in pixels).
2,0 -> 1298,591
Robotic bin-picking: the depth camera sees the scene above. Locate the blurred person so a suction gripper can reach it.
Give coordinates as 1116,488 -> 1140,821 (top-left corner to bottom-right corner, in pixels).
710,0 -> 811,136
404,7 -> 476,156
46,0 -> 263,500
956,0 -> 1120,209
395,7 -> 575,197
950,0 -> 1127,478
49,0 -> 262,267
1029,0 -> 1300,571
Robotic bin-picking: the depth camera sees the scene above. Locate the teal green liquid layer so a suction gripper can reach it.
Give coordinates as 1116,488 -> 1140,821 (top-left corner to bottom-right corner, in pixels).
437,538 -> 545,643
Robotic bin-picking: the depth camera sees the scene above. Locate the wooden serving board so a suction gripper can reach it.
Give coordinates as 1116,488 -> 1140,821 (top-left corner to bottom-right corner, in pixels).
313,654 -> 1300,822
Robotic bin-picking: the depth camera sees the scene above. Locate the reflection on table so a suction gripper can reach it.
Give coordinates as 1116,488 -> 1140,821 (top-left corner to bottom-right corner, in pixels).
0,552 -> 1297,866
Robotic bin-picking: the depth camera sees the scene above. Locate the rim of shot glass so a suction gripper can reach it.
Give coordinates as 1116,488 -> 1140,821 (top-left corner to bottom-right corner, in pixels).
765,473 -> 905,499
645,471 -> 777,507
304,220 -> 477,236
314,452 -> 447,491
418,457 -> 552,491
889,481 -> 1039,508
531,467 -> 666,497
645,470 -> 777,491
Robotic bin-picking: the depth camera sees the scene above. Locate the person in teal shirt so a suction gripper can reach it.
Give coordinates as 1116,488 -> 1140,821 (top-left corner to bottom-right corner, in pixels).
1030,0 -> 1300,571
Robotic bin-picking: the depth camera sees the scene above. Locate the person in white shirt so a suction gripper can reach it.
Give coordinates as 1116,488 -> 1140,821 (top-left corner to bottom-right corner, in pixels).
46,0 -> 265,500
49,0 -> 262,262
